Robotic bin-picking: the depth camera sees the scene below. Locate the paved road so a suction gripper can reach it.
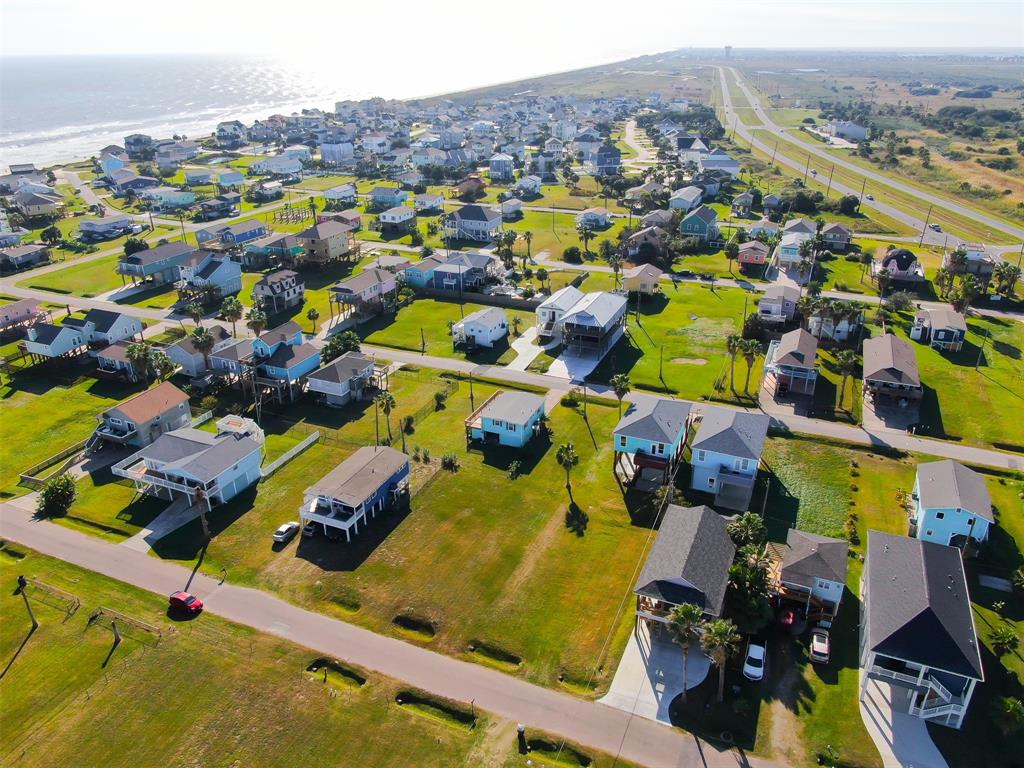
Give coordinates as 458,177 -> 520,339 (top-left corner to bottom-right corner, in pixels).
622,119 -> 658,170
724,67 -> 1024,246
0,502 -> 774,768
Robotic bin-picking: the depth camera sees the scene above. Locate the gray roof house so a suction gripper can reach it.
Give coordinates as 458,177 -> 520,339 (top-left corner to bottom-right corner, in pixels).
773,529 -> 849,618
690,409 -> 770,511
306,351 -> 378,406
613,399 -> 692,487
634,505 -> 735,624
861,531 -> 983,730
863,333 -> 922,407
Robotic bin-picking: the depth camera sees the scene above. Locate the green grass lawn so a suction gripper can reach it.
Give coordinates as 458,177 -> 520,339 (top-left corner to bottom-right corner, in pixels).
505,210 -> 628,261
0,371 -> 141,496
16,252 -> 125,297
359,298 -> 535,365
1,548 -> 645,768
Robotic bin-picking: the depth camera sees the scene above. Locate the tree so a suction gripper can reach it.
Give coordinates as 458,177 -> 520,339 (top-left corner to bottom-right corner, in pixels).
610,373 -> 631,416
835,349 -> 858,409
556,442 -> 580,496
995,697 -> 1024,736
190,326 -> 215,371
374,391 -> 396,442
724,239 -> 739,275
727,512 -> 766,548
124,237 -> 150,257
740,338 -> 763,395
149,350 -> 176,381
576,222 -> 595,255
535,267 -> 549,292
991,625 -> 1020,656
511,315 -> 523,336
306,307 -> 320,333
187,302 -> 204,327
601,240 -> 624,287
36,474 -> 76,518
993,261 -> 1022,297
701,618 -> 741,703
246,305 -> 268,336
125,341 -> 153,385
40,225 -> 62,246
523,231 -> 533,262
221,296 -> 244,336
668,603 -> 704,704
951,274 -> 982,312
933,267 -> 955,299
323,330 -> 361,361
725,334 -> 742,393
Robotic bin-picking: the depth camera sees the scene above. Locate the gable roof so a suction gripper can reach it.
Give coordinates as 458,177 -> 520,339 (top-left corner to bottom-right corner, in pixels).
451,204 -> 500,222
65,308 -> 133,334
308,351 -> 374,384
866,531 -> 983,679
560,291 -> 627,328
614,399 -> 691,444
299,220 -> 352,240
259,321 -> 302,346
863,334 -> 920,387
122,241 -> 194,267
334,267 -> 393,294
459,307 -> 507,327
762,284 -> 800,303
306,446 -> 408,506
916,460 -> 993,522
921,307 -> 967,332
773,329 -> 818,368
780,529 -> 849,588
623,263 -> 664,280
135,427 -> 261,483
170,325 -> 232,356
634,505 -> 735,616
483,391 -> 544,425
691,408 -> 769,460
682,204 -> 717,226
105,381 -> 189,423
538,285 -> 584,312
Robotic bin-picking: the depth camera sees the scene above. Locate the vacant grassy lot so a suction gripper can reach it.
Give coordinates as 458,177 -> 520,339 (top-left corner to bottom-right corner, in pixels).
506,210 -> 628,261
0,370 -> 139,496
359,298 -> 535,364
1,548 -> 641,768
149,376 -> 653,693
16,252 -> 124,297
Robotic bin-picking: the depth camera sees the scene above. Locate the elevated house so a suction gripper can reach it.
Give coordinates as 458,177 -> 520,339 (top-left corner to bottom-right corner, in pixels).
96,341 -> 145,381
195,218 -> 266,247
749,217 -> 779,239
242,232 -> 304,270
634,505 -> 735,632
513,174 -> 542,197
821,222 -> 852,252
324,182 -> 357,204
678,205 -> 719,243
593,145 -> 621,176
536,285 -> 585,343
625,227 -> 668,259
90,381 -> 191,450
175,251 -> 243,303
329,268 -> 397,319
403,255 -> 446,289
559,291 -> 628,357
413,193 -> 444,213
860,531 -> 983,730
669,186 -> 704,212
575,207 -> 610,229
465,390 -> 546,449
165,325 -> 234,378
488,153 -> 514,181
117,241 -> 195,286
641,209 -> 673,229
776,232 -> 812,272
247,321 -> 321,402
731,191 -> 754,217
451,307 -> 508,349
378,205 -> 416,233
24,323 -> 86,359
430,251 -> 501,292
863,334 -> 922,409
621,263 -> 663,295
368,186 -> 408,209
0,298 -> 45,331
442,204 -> 502,242
946,243 -> 997,281
296,220 -> 355,266
112,415 -> 265,512
0,244 -> 50,271
79,215 -> 134,241
208,338 -> 254,381
300,446 -> 410,542
500,198 -> 523,220
62,309 -> 143,352
306,351 -> 381,407
764,328 -> 819,397
141,187 -> 196,212
769,529 -> 848,620
613,399 -> 692,489
690,409 -> 769,512
911,308 -> 967,353
911,460 -> 993,551
197,192 -> 242,222
252,270 -> 305,315
737,241 -> 771,272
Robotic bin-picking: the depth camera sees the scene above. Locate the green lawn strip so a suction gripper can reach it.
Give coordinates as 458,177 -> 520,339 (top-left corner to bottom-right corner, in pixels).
16,252 -> 125,297
0,548 -> 491,768
505,210 -> 628,260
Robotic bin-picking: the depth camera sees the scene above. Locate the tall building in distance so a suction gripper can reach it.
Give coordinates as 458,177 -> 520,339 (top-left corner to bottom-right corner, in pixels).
725,45 -> 733,59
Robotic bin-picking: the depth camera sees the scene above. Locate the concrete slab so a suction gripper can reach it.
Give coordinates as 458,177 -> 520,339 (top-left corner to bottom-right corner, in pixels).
545,328 -> 624,382
506,326 -> 543,371
859,672 -> 950,768
120,496 -> 194,552
598,621 -> 710,724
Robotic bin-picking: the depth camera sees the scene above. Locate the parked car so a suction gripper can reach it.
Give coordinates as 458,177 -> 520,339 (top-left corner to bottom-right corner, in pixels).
865,194 -> 874,201
810,629 -> 831,664
743,640 -> 767,681
169,591 -> 203,615
273,521 -> 300,544
929,223 -> 942,232
302,522 -> 318,538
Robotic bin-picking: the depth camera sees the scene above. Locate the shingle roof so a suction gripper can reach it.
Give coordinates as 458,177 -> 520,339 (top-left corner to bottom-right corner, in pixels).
921,308 -> 967,332
334,268 -> 392,294
105,381 -> 189,424
306,446 -> 408,506
780,529 -> 849,589
452,204 -> 500,222
881,248 -> 919,272
307,351 -> 374,384
136,427 -> 261,483
623,263 -> 664,280
614,399 -> 691,444
691,408 -> 769,460
262,342 -> 319,370
866,531 -> 983,679
773,329 -> 818,368
483,391 -> 545,425
259,321 -> 302,346
299,220 -> 352,240
863,334 -> 920,387
170,325 -> 231,356
634,505 -> 735,616
122,241 -> 194,266
916,460 -> 993,522
683,204 -> 716,225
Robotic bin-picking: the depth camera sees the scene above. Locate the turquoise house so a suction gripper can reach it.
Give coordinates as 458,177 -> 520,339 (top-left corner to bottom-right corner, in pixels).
251,321 -> 321,400
613,399 -> 692,487
911,460 -> 993,550
466,391 -> 545,449
678,204 -> 720,243
403,255 -> 445,288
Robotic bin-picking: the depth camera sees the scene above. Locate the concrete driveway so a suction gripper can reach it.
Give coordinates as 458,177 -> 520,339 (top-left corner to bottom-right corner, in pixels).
859,672 -> 950,768
599,621 -> 710,724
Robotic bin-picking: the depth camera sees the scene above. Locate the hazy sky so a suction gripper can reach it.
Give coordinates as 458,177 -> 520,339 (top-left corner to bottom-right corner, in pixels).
2,0 -> 1022,62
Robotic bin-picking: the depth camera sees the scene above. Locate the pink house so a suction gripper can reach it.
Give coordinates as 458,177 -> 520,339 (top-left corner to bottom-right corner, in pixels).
0,298 -> 44,330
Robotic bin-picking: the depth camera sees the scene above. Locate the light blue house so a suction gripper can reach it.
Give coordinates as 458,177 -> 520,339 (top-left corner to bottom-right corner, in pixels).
403,255 -> 446,288
369,186 -> 408,209
185,169 -> 215,186
613,399 -> 692,488
142,187 -> 196,211
300,446 -> 411,542
24,322 -> 86,358
689,408 -> 769,511
466,390 -> 545,449
251,321 -> 321,401
196,219 -> 268,247
217,169 -> 245,187
911,460 -> 993,550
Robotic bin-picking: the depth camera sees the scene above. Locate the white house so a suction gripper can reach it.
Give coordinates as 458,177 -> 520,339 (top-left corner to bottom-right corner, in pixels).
499,198 -> 523,219
826,120 -> 867,142
62,309 -> 144,351
378,206 -> 416,232
536,285 -> 584,342
514,175 -> 542,197
252,156 -> 303,175
324,183 -> 357,203
442,204 -> 502,242
757,284 -> 800,325
669,186 -> 703,212
413,192 -> 444,212
452,307 -> 508,348
774,529 -> 848,619
689,408 -> 769,512
575,207 -> 610,229
321,142 -> 355,165
24,323 -> 87,358
176,252 -> 243,298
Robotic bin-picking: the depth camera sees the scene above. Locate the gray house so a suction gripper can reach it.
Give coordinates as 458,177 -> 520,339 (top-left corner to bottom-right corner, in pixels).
117,241 -> 195,285
90,381 -> 192,450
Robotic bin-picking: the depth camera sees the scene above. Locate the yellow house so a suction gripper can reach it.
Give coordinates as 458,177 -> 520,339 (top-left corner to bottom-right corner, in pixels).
621,264 -> 664,295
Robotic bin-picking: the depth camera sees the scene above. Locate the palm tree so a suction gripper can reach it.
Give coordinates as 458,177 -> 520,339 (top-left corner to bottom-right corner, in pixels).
375,391 -> 396,442
726,334 -> 742,393
535,267 -> 549,292
246,305 -> 268,337
187,302 -> 204,327
523,231 -> 533,262
125,341 -> 153,385
740,339 -> 762,395
948,248 -> 968,276
610,373 -> 631,416
190,326 -> 215,371
834,348 -> 858,409
668,603 -> 704,704
952,274 -> 982,312
993,261 -> 1022,297
556,442 -> 579,497
511,315 -> 523,336
221,296 -> 244,336
149,350 -> 176,382
576,222 -> 594,255
701,618 -> 741,703
306,307 -> 320,333
726,512 -> 766,548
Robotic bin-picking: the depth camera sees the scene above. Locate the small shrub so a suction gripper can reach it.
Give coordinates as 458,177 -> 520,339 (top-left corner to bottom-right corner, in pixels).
422,447 -> 431,463
199,395 -> 218,413
36,474 -> 76,518
849,483 -> 859,492
561,391 -> 580,408
441,452 -> 460,472
412,446 -> 421,462
508,460 -> 521,480
433,390 -> 448,410
402,415 -> 414,434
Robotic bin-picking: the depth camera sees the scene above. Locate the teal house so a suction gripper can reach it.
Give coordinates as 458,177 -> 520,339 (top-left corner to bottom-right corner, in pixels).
911,460 -> 993,551
679,204 -> 720,243
613,399 -> 692,488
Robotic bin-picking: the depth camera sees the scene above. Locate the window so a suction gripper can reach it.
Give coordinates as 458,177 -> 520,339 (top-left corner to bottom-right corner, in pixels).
734,458 -> 750,472
935,512 -> 944,520
618,435 -> 627,448
696,450 -> 706,462
708,477 -> 716,488
926,530 -> 934,537
657,443 -> 665,455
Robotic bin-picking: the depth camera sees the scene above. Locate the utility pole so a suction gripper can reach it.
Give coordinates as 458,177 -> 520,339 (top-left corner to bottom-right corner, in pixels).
859,177 -> 867,202
975,328 -> 988,370
802,153 -> 811,184
825,164 -> 835,197
374,398 -> 380,446
771,140 -> 779,167
1017,241 -> 1023,268
919,205 -> 934,247
17,576 -> 38,630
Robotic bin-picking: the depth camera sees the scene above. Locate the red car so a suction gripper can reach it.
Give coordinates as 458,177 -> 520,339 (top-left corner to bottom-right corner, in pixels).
777,607 -> 796,627
169,591 -> 203,615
